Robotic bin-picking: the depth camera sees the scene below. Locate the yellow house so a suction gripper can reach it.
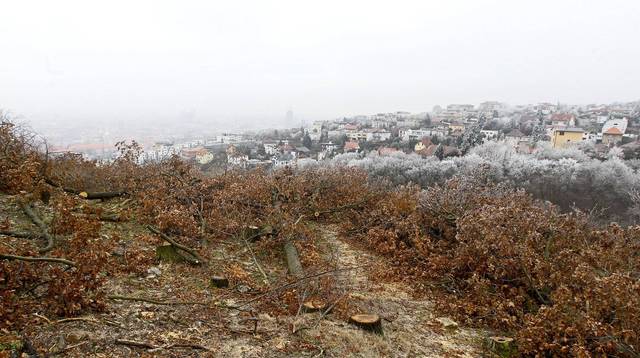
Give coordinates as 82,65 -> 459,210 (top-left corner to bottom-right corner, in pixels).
448,122 -> 465,132
414,137 -> 433,151
552,127 -> 584,148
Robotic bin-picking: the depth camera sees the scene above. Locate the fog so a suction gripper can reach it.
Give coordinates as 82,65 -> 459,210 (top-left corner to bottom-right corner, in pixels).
1,0 -> 639,128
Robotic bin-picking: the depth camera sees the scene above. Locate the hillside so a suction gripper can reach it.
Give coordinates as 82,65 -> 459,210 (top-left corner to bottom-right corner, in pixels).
1,122 -> 639,357
0,193 -> 481,357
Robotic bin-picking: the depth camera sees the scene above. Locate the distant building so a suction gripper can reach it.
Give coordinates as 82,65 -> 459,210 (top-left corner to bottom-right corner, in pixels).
272,152 -> 296,168
321,142 -> 339,152
552,127 -> 584,148
414,137 -> 433,152
343,140 -> 360,153
602,127 -> 624,145
263,142 -> 279,155
447,104 -> 475,112
399,128 -> 445,141
480,129 -> 500,141
448,122 -> 465,132
550,113 -> 576,127
366,130 -> 392,142
601,118 -> 628,136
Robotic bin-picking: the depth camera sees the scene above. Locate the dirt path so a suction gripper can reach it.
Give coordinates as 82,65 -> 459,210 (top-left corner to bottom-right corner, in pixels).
297,226 -> 483,357
2,191 -> 482,357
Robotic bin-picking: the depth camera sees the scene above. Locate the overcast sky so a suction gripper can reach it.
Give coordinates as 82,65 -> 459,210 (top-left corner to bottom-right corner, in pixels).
1,0 -> 639,127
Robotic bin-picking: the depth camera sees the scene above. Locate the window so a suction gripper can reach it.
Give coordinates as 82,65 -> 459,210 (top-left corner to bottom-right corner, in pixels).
558,131 -> 565,135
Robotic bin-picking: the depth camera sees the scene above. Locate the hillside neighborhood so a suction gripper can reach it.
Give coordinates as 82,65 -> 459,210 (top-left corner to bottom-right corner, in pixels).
50,100 -> 640,169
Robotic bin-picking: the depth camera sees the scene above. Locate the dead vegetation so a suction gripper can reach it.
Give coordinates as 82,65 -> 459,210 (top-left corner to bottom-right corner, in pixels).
1,119 -> 639,357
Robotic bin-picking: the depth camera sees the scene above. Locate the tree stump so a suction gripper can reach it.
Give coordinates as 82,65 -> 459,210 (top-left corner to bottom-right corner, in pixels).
303,299 -> 328,313
156,244 -> 186,263
486,336 -> 516,357
40,190 -> 51,205
210,275 -> 229,288
349,314 -> 383,334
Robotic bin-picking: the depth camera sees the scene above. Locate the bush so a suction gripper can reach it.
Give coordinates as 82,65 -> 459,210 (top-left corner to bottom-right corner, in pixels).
341,174 -> 640,356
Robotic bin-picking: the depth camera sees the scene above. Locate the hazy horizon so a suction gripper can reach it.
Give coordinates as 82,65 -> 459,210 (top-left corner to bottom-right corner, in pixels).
2,0 -> 640,127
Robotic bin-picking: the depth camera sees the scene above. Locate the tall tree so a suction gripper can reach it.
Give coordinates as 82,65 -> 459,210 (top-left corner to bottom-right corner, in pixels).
302,133 -> 312,148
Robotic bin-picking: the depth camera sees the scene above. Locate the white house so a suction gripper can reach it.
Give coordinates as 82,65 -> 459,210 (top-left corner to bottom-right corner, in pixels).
272,152 -> 296,168
366,131 -> 392,142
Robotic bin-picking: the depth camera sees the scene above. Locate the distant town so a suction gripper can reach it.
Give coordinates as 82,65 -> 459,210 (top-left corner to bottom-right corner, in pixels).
48,100 -> 640,169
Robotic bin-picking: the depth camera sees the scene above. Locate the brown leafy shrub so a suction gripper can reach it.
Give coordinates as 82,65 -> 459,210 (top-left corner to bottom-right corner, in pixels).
343,174 -> 640,356
0,120 -> 43,193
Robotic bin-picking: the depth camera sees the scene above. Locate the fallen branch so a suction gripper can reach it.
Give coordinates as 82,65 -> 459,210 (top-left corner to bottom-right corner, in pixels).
242,235 -> 270,286
237,265 -> 369,309
0,253 -> 76,267
0,229 -> 42,239
146,225 -> 206,264
50,341 -> 88,356
115,339 -> 209,352
107,295 -> 206,306
107,294 -> 242,310
33,313 -> 122,328
115,339 -> 155,349
19,201 -> 55,253
79,191 -> 128,200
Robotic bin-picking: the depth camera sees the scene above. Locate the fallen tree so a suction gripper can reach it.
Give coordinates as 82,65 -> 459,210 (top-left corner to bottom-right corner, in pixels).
44,178 -> 127,200
19,200 -> 55,253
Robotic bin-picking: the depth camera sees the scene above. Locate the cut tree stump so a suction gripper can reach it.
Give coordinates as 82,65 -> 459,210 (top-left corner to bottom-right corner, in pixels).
284,238 -> 304,278
349,314 -> 383,334
486,336 -> 516,357
303,299 -> 328,313
210,275 -> 229,288
243,225 -> 275,241
156,244 -> 187,263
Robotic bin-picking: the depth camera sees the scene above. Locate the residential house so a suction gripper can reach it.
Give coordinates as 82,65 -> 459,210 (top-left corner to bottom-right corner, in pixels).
272,152 -> 296,168
366,130 -> 392,142
414,137 -> 433,152
399,128 -> 445,141
321,142 -> 339,152
552,127 -> 584,148
194,148 -> 213,164
480,129 -> 500,141
263,142 -> 279,155
448,122 -> 465,132
226,145 -> 249,167
505,129 -> 527,145
550,113 -> 576,127
343,141 -> 360,153
601,118 -> 628,138
533,103 -> 558,115
347,131 -> 368,141
602,127 -> 624,145
295,146 -> 311,158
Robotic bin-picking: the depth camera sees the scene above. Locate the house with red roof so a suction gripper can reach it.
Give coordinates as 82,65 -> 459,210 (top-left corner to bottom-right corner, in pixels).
600,118 -> 628,145
343,140 -> 360,153
602,127 -> 623,145
550,113 -> 576,127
